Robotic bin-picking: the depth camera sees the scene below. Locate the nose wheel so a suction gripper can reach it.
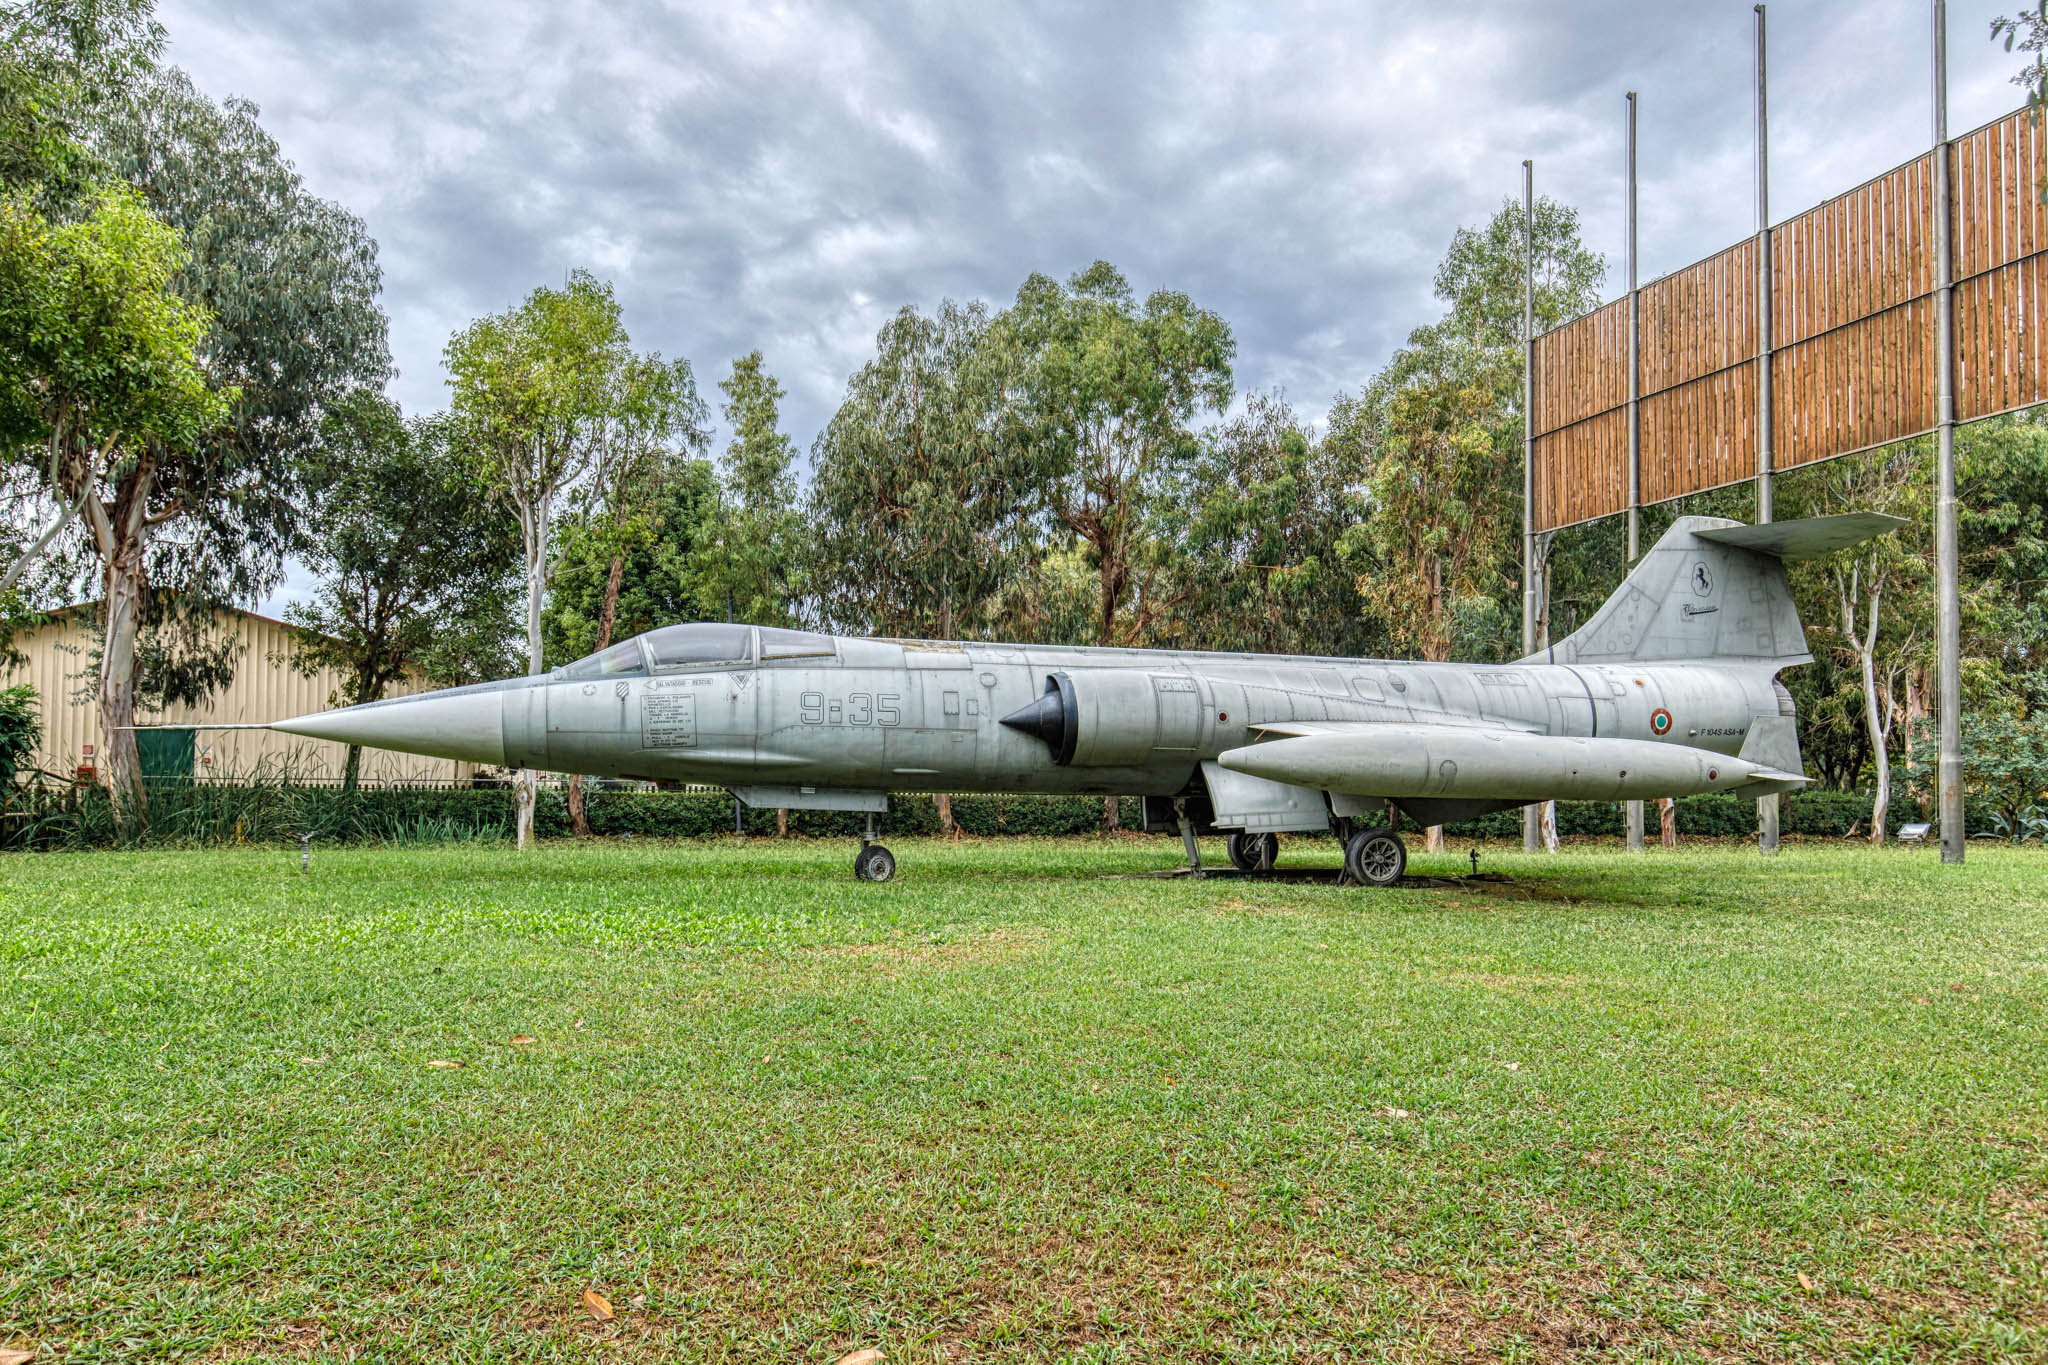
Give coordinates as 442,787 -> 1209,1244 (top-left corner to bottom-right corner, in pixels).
854,843 -> 896,882
1225,831 -> 1279,872
853,813 -> 895,883
1343,826 -> 1406,887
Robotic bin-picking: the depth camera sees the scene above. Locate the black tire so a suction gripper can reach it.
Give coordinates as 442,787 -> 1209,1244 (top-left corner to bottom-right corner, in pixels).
1344,827 -> 1406,887
1226,831 -> 1278,872
854,843 -> 896,883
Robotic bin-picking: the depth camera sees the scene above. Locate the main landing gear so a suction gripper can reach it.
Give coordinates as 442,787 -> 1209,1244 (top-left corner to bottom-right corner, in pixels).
1343,825 -> 1407,887
1225,831 -> 1279,872
853,812 -> 895,883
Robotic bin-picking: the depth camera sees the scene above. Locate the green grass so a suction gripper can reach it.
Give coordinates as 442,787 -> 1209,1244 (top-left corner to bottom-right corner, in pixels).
2,837 -> 2045,1363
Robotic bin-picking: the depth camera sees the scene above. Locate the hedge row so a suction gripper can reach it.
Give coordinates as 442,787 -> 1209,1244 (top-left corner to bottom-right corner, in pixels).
1,780 -> 1981,851
0,783 -> 1145,850
1443,789 -> 1950,840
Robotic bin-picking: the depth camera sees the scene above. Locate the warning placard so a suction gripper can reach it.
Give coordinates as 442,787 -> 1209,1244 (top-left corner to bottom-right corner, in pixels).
643,692 -> 695,748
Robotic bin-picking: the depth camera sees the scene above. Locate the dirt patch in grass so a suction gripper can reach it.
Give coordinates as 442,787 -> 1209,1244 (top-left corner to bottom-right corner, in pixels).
800,925 -> 1053,971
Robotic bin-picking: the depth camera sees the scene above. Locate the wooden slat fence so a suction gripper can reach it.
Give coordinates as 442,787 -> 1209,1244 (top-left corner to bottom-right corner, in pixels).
1530,105 -> 2048,533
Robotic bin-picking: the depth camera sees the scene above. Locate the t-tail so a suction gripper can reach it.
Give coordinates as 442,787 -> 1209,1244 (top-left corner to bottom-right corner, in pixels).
1526,513 -> 1908,669
1523,512 -> 1907,792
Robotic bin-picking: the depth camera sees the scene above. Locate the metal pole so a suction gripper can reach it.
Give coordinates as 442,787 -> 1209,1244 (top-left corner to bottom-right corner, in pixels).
1755,3 -> 1782,856
1521,159 -> 1542,855
1625,90 -> 1645,853
1932,0 -> 1965,863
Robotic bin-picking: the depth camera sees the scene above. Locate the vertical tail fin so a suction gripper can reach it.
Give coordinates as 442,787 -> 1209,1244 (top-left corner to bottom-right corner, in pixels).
1528,513 -> 1906,667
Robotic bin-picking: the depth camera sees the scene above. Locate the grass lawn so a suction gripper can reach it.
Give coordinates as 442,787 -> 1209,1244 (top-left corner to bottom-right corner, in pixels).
2,836 -> 2046,1363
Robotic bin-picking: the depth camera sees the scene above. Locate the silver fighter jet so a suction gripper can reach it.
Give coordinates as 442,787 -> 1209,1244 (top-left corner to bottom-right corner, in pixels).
234,513 -> 1900,884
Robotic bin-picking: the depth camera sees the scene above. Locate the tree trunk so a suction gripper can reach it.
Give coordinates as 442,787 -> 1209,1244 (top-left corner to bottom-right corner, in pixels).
343,744 -> 362,794
566,774 -> 588,835
1100,793 -> 1120,833
776,807 -> 789,838
1541,799 -> 1559,852
1659,796 -> 1677,849
98,540 -> 148,824
935,792 -> 959,837
1862,644 -> 1889,844
595,551 -> 625,652
515,494 -> 549,851
565,549 -> 627,839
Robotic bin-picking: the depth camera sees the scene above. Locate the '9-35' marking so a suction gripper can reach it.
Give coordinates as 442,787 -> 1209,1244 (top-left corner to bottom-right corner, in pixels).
800,691 -> 901,726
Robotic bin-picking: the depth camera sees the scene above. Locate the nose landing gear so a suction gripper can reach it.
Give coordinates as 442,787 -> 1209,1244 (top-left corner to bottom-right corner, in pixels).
853,813 -> 896,883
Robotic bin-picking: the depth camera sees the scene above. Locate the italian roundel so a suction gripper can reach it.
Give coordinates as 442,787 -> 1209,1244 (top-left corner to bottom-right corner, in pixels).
1650,707 -> 1673,735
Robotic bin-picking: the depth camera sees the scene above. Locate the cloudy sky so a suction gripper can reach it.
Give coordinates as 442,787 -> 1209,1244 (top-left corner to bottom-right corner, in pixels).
152,0 -> 2024,606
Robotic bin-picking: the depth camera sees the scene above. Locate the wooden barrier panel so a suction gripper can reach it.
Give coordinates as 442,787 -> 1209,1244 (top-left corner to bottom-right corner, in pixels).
1956,255 -> 2048,419
1531,297 -> 1628,434
1639,239 -> 1758,397
1771,300 -> 1936,469
1640,364 -> 1756,504
1533,410 -> 1627,533
1528,108 -> 2048,534
1770,155 -> 1934,349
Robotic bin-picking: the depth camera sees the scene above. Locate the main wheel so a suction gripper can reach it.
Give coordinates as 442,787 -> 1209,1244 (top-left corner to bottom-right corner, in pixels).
1344,827 -> 1406,887
853,843 -> 896,883
1226,831 -> 1278,872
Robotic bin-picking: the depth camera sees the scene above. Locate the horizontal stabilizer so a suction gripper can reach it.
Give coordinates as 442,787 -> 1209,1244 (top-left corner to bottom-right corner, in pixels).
1692,513 -> 1909,559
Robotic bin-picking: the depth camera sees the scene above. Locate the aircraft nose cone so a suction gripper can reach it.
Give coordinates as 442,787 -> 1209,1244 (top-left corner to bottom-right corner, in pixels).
268,679 -> 513,766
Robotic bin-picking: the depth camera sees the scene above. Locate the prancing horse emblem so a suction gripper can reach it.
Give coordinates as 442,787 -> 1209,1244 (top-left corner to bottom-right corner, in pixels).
1691,562 -> 1713,597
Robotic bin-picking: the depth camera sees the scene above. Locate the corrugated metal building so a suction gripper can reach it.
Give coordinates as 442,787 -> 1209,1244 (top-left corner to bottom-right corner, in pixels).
4,604 -> 475,785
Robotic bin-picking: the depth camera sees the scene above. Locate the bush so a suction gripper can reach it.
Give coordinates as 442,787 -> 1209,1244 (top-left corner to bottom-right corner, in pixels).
1440,788 -> 1986,842
1,779 -> 1982,852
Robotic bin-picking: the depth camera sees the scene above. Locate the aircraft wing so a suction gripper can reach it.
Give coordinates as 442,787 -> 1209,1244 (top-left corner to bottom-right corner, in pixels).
1219,719 -> 1805,803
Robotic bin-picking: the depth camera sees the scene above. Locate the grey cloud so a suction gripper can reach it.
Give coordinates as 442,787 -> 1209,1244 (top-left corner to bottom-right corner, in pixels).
159,0 -> 2022,488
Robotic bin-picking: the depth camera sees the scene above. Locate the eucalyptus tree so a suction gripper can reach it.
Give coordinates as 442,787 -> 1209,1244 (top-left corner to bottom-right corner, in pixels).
1007,261 -> 1234,651
444,270 -> 628,845
1330,195 -> 1602,848
46,67 -> 390,815
1157,392 -> 1374,659
0,184 -> 219,604
810,300 -> 1034,639
810,301 -> 1040,834
0,0 -> 161,196
700,351 -> 804,627
284,392 -> 521,790
574,352 -> 710,653
1,0 -> 167,612
545,350 -> 710,832
0,179 -> 229,807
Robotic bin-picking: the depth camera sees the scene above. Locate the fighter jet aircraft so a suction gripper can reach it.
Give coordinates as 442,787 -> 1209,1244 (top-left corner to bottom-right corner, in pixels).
218,513 -> 1900,884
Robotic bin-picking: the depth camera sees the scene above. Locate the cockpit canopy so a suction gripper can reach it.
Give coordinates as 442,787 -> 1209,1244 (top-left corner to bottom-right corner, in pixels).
554,624 -> 835,679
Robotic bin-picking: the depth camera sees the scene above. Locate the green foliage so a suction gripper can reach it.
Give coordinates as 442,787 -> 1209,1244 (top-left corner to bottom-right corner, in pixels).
1156,392 -> 1379,656
543,455 -> 718,664
0,181 -> 222,467
445,269 -> 631,673
0,0 -> 160,196
1912,704 -> 2048,834
697,351 -> 804,628
810,302 -> 1037,638
95,66 -> 392,604
286,391 -> 522,709
2,781 -> 1150,849
0,681 -> 38,788
1008,260 -> 1235,645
